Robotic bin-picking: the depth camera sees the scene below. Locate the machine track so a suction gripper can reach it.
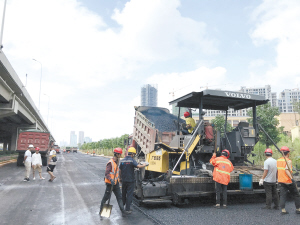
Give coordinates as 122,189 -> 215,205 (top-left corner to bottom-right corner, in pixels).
132,198 -> 167,225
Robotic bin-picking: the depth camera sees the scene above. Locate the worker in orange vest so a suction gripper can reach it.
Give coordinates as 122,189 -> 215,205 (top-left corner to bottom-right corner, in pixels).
277,146 -> 300,215
99,148 -> 127,216
210,149 -> 234,209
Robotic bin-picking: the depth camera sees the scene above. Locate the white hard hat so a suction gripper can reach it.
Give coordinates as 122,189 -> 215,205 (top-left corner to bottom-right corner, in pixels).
28,144 -> 34,148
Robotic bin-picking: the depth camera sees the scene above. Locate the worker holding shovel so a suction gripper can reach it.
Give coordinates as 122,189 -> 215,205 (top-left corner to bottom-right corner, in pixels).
99,148 -> 127,217
277,146 -> 300,215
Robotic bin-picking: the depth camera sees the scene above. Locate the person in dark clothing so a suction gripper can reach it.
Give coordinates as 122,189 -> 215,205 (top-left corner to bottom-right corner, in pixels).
119,147 -> 148,214
99,148 -> 127,216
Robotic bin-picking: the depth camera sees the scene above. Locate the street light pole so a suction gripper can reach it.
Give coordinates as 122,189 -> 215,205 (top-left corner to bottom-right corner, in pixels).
0,0 -> 7,49
33,59 -> 42,110
44,94 -> 50,125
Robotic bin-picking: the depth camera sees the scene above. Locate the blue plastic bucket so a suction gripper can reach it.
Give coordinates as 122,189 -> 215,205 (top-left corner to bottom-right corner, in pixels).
239,174 -> 253,190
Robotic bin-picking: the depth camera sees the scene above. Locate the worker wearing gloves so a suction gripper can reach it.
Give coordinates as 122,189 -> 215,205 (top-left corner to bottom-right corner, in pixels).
99,148 -> 127,216
259,148 -> 279,209
182,112 -> 196,135
119,147 -> 149,214
277,146 -> 300,215
210,149 -> 234,209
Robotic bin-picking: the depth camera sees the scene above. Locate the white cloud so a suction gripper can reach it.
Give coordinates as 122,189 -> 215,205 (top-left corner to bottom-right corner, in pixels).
1,0 -> 219,143
248,59 -> 266,68
250,0 -> 300,92
146,66 -> 227,111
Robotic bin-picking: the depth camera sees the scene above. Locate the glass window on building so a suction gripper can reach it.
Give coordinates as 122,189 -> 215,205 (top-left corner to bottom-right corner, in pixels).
233,120 -> 239,127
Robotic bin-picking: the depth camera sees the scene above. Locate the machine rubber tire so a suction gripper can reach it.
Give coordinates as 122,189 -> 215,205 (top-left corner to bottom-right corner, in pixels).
17,155 -> 24,166
42,156 -> 48,166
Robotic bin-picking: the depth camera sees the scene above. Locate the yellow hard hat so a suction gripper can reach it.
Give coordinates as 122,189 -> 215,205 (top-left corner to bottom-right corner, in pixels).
128,147 -> 136,154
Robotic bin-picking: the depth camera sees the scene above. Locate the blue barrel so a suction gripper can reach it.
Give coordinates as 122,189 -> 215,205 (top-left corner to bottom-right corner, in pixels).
239,174 -> 253,190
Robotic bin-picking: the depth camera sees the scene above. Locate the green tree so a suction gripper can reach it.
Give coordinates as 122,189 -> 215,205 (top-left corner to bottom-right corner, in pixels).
293,101 -> 300,126
247,103 -> 282,148
211,115 -> 232,133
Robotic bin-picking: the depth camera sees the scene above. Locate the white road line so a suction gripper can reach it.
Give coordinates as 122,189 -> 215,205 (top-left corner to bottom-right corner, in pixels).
60,154 -> 66,225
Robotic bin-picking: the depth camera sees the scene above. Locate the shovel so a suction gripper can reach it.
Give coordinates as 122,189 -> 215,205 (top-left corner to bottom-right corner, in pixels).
100,184 -> 114,218
100,158 -> 119,218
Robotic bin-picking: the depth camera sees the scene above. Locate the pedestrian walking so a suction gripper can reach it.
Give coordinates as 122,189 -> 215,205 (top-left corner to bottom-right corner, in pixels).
277,146 -> 300,215
119,147 -> 148,214
32,147 -> 45,180
210,149 -> 234,208
99,148 -> 127,216
47,147 -> 57,182
259,148 -> 279,209
23,144 -> 34,181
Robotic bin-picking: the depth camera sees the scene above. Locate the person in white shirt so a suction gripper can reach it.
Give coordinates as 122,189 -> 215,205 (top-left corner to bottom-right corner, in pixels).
47,147 -> 57,182
24,144 -> 34,182
32,147 -> 45,180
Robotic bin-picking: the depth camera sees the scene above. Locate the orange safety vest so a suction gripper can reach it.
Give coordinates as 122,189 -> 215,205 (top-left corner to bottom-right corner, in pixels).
277,157 -> 292,184
210,155 -> 234,185
104,159 -> 119,184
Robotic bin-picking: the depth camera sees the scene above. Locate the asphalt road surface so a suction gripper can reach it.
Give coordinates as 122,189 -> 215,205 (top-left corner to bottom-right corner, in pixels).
0,152 -> 299,225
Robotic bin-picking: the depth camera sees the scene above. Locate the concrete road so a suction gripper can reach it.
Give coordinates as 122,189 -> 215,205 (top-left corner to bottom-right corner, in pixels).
1,152 -> 299,225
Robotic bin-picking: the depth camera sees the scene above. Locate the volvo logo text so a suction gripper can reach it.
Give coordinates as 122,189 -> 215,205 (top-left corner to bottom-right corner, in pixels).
225,92 -> 251,99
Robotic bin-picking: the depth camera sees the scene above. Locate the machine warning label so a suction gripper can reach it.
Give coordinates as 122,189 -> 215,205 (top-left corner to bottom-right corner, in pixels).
152,156 -> 161,160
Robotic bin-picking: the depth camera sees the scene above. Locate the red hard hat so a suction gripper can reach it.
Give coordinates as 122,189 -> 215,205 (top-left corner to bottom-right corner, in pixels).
222,149 -> 230,159
184,112 -> 190,117
35,147 -> 40,151
280,146 -> 290,152
114,148 -> 122,154
264,148 -> 272,154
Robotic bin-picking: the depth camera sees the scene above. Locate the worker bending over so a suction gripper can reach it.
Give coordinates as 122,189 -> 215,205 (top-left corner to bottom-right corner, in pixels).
182,112 -> 196,135
259,148 -> 279,210
99,148 -> 127,216
119,147 -> 148,214
277,146 -> 300,215
210,150 -> 234,209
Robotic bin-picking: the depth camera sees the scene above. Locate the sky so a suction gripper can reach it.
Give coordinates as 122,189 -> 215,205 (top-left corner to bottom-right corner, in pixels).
1,0 -> 300,145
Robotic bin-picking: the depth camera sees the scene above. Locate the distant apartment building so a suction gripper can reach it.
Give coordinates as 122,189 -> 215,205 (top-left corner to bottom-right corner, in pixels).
70,131 -> 77,147
277,88 -> 300,113
78,131 -> 84,144
141,84 -> 158,107
84,137 -> 92,143
204,85 -> 275,119
240,85 -> 277,107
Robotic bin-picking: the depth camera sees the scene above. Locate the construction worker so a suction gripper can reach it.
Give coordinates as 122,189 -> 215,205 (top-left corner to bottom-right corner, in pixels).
99,148 -> 127,216
182,111 -> 196,135
119,147 -> 149,214
259,148 -> 279,209
277,146 -> 300,215
210,149 -> 234,209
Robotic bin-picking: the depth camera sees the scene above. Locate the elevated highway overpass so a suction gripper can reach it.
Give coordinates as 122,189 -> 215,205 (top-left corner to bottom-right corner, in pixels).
0,51 -> 53,151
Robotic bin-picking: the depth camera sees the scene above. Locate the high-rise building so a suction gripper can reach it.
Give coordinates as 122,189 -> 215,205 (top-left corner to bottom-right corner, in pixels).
78,131 -> 84,145
240,85 -> 277,107
84,137 -> 92,143
141,84 -> 158,107
277,88 -> 300,113
198,85 -> 275,128
70,131 -> 77,147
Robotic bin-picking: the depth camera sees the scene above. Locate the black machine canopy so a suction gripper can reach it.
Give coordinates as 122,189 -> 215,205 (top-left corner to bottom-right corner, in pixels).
169,89 -> 268,111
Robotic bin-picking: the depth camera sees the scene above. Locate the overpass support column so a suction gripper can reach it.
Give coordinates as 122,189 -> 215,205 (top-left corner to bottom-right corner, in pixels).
3,140 -> 7,151
9,128 -> 18,151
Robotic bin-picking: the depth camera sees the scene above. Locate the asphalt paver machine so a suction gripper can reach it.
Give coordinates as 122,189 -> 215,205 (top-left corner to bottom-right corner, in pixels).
130,89 -> 276,205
